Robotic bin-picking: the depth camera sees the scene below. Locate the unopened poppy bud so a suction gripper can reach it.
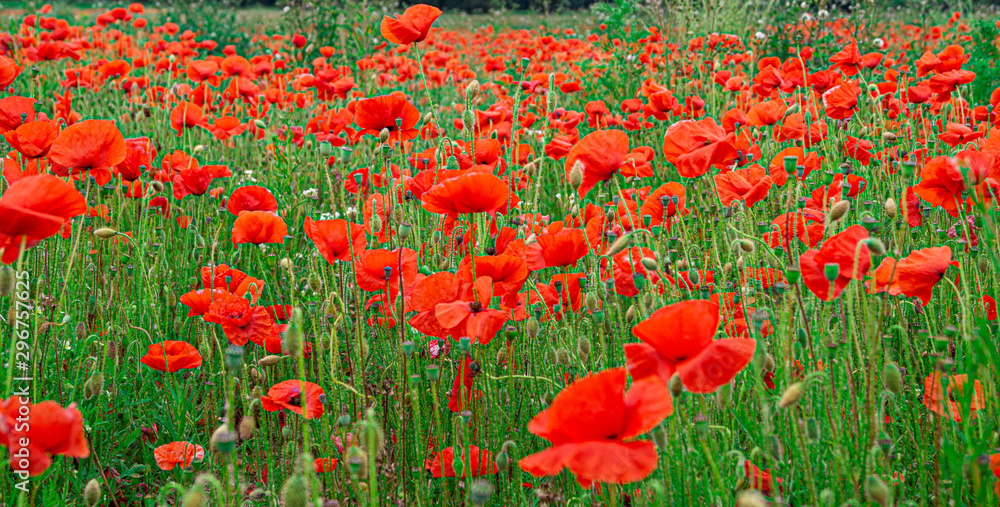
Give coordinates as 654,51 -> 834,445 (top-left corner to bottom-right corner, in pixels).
83,372 -> 104,400
369,212 -> 382,234
463,111 -> 475,131
736,490 -> 768,507
767,434 -> 783,460
211,425 -> 236,455
882,362 -> 902,395
281,474 -> 308,507
640,257 -> 659,271
783,103 -> 799,118
466,80 -> 481,101
239,414 -> 256,439
495,450 -> 510,469
883,198 -> 897,218
398,223 -> 412,239
978,256 -> 989,273
526,317 -> 540,338
0,266 -> 13,296
607,233 -> 633,256
668,374 -> 684,398
576,336 -> 591,362
828,200 -> 850,222
279,257 -> 293,271
736,238 -> 754,253
94,227 -> 118,239
422,112 -> 434,123
586,292 -> 599,311
193,144 -> 205,154
865,237 -> 886,255
553,347 -> 571,366
150,180 -> 165,193
865,474 -> 890,506
625,304 -> 636,322
805,417 -> 820,442
470,479 -> 494,506
83,479 -> 101,507
378,128 -> 390,143
569,160 -> 584,188
253,119 -> 267,130
258,355 -> 282,367
882,131 -> 897,142
778,382 -> 804,408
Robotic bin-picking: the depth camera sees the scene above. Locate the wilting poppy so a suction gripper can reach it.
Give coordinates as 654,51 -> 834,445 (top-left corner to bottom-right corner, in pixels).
153,442 -> 204,470
227,186 -> 278,215
140,341 -> 203,372
261,379 -> 326,419
304,216 -> 366,264
524,222 -> 589,270
518,368 -> 673,487
661,117 -> 737,178
425,445 -> 498,478
564,130 -> 653,198
380,4 -> 442,45
353,95 -> 420,143
798,225 -> 872,301
422,172 -> 509,216
0,174 -> 87,264
922,372 -> 985,422
47,119 -> 126,185
625,299 -> 755,393
0,398 -> 89,476
232,211 -> 288,246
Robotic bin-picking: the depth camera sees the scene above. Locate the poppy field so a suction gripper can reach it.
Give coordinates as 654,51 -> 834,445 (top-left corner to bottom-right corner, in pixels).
3,1 -> 1000,505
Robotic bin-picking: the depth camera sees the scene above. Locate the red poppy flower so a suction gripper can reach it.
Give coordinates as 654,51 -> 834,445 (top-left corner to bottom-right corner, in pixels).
893,246 -> 952,306
564,130 -> 653,198
922,372 -> 985,422
203,291 -> 277,347
713,165 -> 773,208
304,216 -> 366,264
261,379 -> 326,419
842,135 -> 874,166
524,222 -> 589,270
745,100 -> 785,126
0,55 -> 21,88
0,398 -> 89,476
822,82 -> 860,120
204,116 -> 248,141
907,85 -> 933,104
232,211 -> 287,246
433,277 -> 508,344
116,137 -> 156,182
456,254 -> 528,302
421,171 -> 509,216
227,185 -> 278,215
913,155 -> 966,216
3,120 -> 59,159
153,442 -> 204,470
662,118 -> 737,178
172,162 -> 232,200
745,461 -> 783,496
518,368 -> 673,487
313,457 -> 339,473
186,59 -> 219,82
380,4 -> 442,45
47,119 -> 126,185
448,354 -> 482,412
353,95 -> 420,143
798,224 -> 871,301
829,41 -> 863,76
938,123 -> 982,147
169,101 -> 206,136
625,300 -> 755,393
0,174 -> 87,264
139,341 -> 203,372
638,182 -> 687,229
354,248 -> 418,298
0,96 -> 36,133
425,445 -> 497,478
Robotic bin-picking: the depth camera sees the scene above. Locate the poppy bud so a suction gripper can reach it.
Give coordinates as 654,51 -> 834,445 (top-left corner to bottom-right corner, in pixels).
640,257 -> 659,271
865,237 -> 886,255
882,362 -> 902,395
359,413 -> 385,457
806,417 -> 820,442
526,317 -> 540,338
463,111 -> 475,131
625,304 -> 636,322
668,374 -> 684,398
83,372 -> 104,400
83,479 -> 101,507
279,257 -> 293,271
94,227 -> 118,239
576,336 -> 591,362
470,479 -> 494,506
211,425 -> 237,455
422,112 -> 434,124
253,119 -> 267,130
715,384 -> 729,407
978,256 -> 989,273
553,347 -> 571,366
0,266 -> 13,296
281,473 -> 309,507
239,415 -> 256,440
193,144 -> 205,154
783,103 -> 799,118
882,131 -> 897,142
369,212 -> 382,234
569,160 -> 584,188
736,490 -> 768,507
606,233 -> 633,256
259,354 -> 282,367
495,450 -> 510,469
767,434 -> 783,461
586,292 -> 600,312
224,345 -> 244,372
736,238 -> 754,254
466,80 -> 481,101
882,198 -> 897,218
778,382 -> 804,408
149,180 -> 165,193
865,474 -> 890,506
827,200 -> 850,222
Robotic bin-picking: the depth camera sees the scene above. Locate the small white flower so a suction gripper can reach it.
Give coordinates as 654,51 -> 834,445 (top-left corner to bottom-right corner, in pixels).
873,38 -> 885,48
303,188 -> 318,198
755,31 -> 767,40
818,9 -> 829,18
282,5 -> 290,12
801,13 -> 813,21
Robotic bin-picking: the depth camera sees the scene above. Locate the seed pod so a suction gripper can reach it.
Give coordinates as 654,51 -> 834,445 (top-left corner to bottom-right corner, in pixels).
882,362 -> 902,395
778,383 -> 804,408
568,160 -> 584,188
94,227 -> 118,239
827,200 -> 850,222
865,475 -> 889,506
281,474 -> 308,507
83,479 -> 101,507
0,266 -> 14,296
83,372 -> 104,400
